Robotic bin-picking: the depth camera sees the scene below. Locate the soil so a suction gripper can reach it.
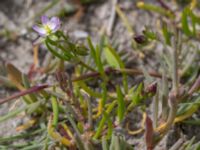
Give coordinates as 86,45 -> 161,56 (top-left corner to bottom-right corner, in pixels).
0,0 -> 199,149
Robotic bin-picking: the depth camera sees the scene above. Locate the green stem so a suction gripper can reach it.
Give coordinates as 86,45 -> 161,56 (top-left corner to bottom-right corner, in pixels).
45,40 -> 70,61
77,58 -> 96,72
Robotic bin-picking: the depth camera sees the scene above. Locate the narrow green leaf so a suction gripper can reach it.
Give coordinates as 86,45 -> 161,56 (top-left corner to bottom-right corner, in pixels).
78,81 -> 102,98
107,46 -> 128,93
95,45 -> 105,76
116,86 -> 125,122
143,27 -> 157,40
22,74 -> 38,103
177,96 -> 200,116
182,7 -> 192,36
109,134 -> 120,150
115,5 -> 134,34
105,112 -> 113,139
106,46 -> 124,70
88,37 -> 106,78
87,37 -> 97,65
104,47 -> 120,68
26,101 -> 41,114
93,101 -> 116,139
47,36 -> 75,58
66,113 -> 84,150
189,10 -> 197,36
137,2 -> 173,17
127,83 -> 144,111
109,134 -> 115,150
0,129 -> 44,143
56,30 -> 69,41
0,105 -> 28,123
102,137 -> 108,150
51,96 -> 59,128
162,22 -> 171,45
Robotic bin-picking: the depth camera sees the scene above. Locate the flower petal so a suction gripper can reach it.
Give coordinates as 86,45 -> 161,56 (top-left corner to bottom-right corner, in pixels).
41,16 -> 49,25
48,17 -> 61,32
32,25 -> 47,36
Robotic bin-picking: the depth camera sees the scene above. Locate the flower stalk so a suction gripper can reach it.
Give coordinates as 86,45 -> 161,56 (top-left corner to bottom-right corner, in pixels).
155,29 -> 181,137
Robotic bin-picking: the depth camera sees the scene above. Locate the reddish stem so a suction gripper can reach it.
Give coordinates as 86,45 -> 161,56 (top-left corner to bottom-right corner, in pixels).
0,84 -> 49,105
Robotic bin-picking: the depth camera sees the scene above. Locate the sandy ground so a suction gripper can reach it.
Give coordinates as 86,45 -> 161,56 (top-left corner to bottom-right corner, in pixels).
0,0 -> 199,149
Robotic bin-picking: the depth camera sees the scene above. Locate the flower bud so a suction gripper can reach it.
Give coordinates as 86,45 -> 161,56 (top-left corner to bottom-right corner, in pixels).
134,35 -> 148,44
145,82 -> 157,95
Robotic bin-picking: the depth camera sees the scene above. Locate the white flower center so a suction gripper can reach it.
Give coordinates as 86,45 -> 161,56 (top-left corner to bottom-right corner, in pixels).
44,25 -> 52,34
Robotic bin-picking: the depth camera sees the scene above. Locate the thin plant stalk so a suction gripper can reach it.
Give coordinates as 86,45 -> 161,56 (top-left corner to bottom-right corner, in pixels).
161,69 -> 169,121
66,112 -> 85,150
72,68 -> 169,82
165,30 -> 181,130
87,97 -> 93,129
152,89 -> 159,128
157,29 -> 181,134
173,29 -> 182,93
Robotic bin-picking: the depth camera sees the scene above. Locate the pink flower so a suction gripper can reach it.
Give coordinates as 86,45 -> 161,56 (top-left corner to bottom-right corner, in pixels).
33,16 -> 61,37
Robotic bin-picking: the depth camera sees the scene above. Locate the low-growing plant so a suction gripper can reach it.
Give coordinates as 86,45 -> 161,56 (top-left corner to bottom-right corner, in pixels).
0,1 -> 200,150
